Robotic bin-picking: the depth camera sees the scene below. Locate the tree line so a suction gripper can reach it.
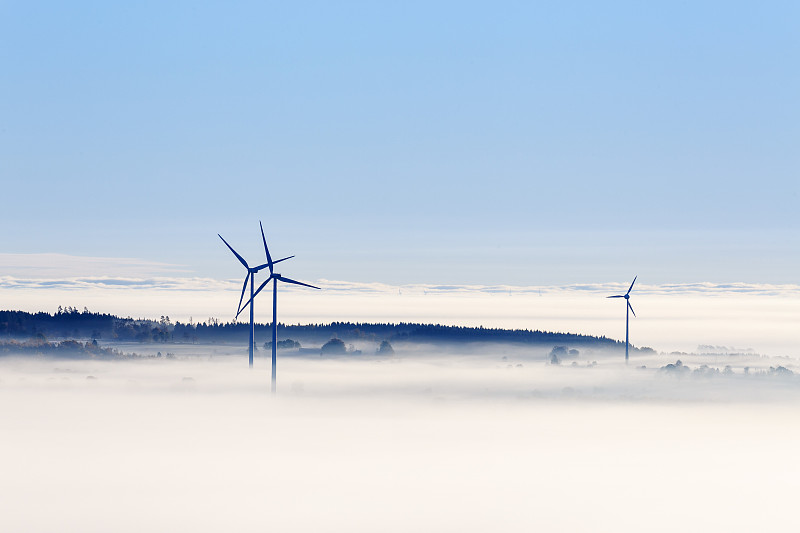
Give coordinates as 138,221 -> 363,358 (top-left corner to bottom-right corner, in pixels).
0,309 -> 172,343
0,309 -> 626,349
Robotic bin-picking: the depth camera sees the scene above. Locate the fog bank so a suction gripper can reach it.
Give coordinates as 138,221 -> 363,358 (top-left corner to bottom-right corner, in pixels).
2,348 -> 799,532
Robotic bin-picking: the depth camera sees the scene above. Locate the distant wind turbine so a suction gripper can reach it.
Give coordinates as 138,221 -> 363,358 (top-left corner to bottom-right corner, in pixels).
219,222 -> 293,368
239,232 -> 319,393
607,276 -> 637,363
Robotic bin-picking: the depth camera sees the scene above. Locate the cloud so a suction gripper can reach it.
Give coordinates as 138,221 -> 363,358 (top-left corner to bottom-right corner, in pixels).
314,279 -> 800,298
2,252 -> 799,297
2,271 -> 800,298
0,276 -> 230,292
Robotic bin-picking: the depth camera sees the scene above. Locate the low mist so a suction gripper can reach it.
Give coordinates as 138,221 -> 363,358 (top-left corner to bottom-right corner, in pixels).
2,343 -> 800,532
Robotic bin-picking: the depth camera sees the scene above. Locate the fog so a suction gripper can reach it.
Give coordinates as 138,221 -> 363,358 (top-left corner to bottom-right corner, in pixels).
2,344 -> 800,532
4,278 -> 800,357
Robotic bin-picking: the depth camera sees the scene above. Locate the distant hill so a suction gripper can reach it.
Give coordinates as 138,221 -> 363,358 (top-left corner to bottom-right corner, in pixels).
0,309 -> 626,350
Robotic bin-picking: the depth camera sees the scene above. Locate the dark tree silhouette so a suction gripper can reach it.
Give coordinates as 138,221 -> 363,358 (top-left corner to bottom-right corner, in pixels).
320,338 -> 346,355
377,340 -> 394,355
0,310 -> 629,351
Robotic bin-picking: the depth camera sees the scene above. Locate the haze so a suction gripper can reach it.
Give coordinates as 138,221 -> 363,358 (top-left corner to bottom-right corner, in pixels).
3,342 -> 800,532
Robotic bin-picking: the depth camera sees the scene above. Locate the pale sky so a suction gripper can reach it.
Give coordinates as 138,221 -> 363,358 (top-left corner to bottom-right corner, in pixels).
1,1 -> 798,286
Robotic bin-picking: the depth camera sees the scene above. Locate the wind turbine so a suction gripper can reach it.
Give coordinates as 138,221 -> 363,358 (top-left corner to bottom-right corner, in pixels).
607,276 -> 637,363
239,234 -> 319,394
219,222 -> 293,368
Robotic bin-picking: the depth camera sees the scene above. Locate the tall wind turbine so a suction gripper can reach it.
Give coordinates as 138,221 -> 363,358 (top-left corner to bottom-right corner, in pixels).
219,222 -> 293,368
607,276 -> 637,363
239,234 -> 319,394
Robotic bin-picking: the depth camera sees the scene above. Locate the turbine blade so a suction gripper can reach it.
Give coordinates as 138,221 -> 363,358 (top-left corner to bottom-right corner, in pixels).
252,277 -> 273,300
235,298 -> 247,320
252,256 -> 294,273
278,276 -> 320,290
251,255 -> 294,274
607,295 -> 624,298
626,275 -> 637,296
219,234 -> 249,269
240,277 -> 274,313
260,221 -> 274,274
236,275 -> 249,315
628,301 -> 636,317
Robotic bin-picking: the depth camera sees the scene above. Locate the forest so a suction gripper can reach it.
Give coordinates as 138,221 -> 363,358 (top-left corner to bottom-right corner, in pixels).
0,308 -> 628,350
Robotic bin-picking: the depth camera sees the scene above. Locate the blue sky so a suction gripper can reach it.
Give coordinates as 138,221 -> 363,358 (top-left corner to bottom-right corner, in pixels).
2,1 -> 798,286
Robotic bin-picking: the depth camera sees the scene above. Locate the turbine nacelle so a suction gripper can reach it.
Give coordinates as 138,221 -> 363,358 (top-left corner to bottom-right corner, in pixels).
239,273 -> 321,315
606,276 -> 637,302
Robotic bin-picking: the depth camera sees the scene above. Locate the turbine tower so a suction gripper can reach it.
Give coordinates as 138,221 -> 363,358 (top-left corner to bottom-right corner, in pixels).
607,276 -> 637,363
219,222 -> 293,368
239,234 -> 319,394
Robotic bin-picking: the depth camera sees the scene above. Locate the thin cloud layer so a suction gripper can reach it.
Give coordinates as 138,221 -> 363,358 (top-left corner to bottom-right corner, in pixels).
2,252 -> 799,297
3,273 -> 800,298
0,276 -> 230,291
